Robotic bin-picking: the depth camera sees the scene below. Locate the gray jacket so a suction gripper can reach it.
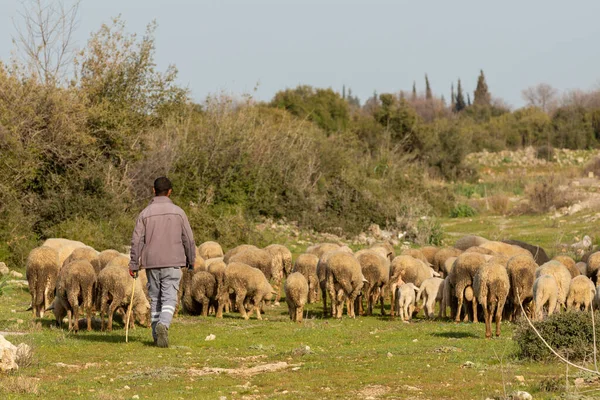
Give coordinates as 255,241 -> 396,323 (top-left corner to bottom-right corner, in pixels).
129,196 -> 195,271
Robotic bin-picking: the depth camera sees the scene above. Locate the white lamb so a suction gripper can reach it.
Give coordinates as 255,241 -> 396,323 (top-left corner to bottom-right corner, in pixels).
394,283 -> 419,321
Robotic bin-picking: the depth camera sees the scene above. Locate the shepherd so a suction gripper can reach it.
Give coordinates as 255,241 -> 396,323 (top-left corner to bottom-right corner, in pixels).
129,177 -> 196,347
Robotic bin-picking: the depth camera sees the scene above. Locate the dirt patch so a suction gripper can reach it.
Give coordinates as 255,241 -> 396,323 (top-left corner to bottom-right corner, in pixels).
358,385 -> 390,399
188,361 -> 301,377
230,354 -> 268,362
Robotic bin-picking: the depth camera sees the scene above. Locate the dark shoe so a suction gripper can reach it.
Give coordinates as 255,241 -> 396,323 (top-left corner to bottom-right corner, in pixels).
156,323 -> 168,348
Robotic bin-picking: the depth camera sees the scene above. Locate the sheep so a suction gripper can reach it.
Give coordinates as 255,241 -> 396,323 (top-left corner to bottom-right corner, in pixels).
264,244 -> 293,302
206,260 -> 228,317
480,241 -> 531,258
184,271 -> 218,316
420,246 -> 439,265
416,277 -> 444,318
576,262 -> 587,276
285,272 -> 309,322
463,246 -> 495,256
473,261 -> 510,338
535,261 -> 572,310
53,259 -> 96,332
533,274 -> 559,320
326,251 -> 366,319
454,235 -> 489,251
553,255 -> 580,278
197,241 -> 224,260
394,283 -> 419,321
506,254 -> 537,321
228,248 -> 277,306
594,284 -> 600,310
370,242 -> 395,262
389,255 -> 439,316
401,248 -> 429,265
223,262 -> 275,320
62,246 -> 101,274
443,257 -> 458,276
432,247 -> 463,275
502,239 -> 550,265
26,246 -> 60,319
179,256 -> 206,314
223,244 -> 258,263
291,253 -> 320,304
586,252 -> 600,285
306,243 -> 341,259
96,264 -> 150,331
354,249 -> 389,316
97,250 -> 121,273
566,275 -> 596,311
448,252 -> 487,323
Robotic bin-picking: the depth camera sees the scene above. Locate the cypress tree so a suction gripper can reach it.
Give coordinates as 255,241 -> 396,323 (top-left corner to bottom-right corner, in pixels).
412,81 -> 417,101
467,93 -> 472,107
425,74 -> 432,100
455,79 -> 466,112
451,83 -> 456,109
342,85 -> 346,100
473,69 -> 491,106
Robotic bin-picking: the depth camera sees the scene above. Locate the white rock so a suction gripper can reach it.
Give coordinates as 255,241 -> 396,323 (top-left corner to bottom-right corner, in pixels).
123,385 -> 130,390
515,375 -> 525,382
132,396 -> 140,400
0,262 -> 8,276
0,335 -> 19,372
9,270 -> 23,279
205,334 -> 216,341
511,391 -> 532,400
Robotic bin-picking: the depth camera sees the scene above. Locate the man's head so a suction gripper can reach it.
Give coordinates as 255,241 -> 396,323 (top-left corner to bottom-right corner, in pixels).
153,177 -> 172,197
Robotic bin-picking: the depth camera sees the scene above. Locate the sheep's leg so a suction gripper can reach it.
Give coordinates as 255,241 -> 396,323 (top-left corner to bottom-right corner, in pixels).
471,298 -> 478,323
379,287 -> 386,316
253,296 -> 262,320
67,308 -> 73,331
100,293 -> 108,331
236,291 -> 248,320
296,306 -> 303,323
202,298 -> 209,317
455,288 -> 464,322
107,295 -> 122,332
482,300 -> 492,339
495,299 -> 505,337
327,275 -> 337,318
390,283 -> 397,317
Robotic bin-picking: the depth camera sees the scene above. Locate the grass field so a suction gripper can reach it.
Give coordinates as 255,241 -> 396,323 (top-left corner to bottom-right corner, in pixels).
1,280 -> 599,400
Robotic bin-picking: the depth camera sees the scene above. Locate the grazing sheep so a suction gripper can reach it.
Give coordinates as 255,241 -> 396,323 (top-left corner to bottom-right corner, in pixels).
97,264 -> 150,331
223,262 -> 275,320
179,256 -> 208,315
553,255 -> 580,278
97,250 -> 121,273
207,260 -> 228,317
228,248 -> 277,305
326,251 -> 366,319
502,239 -> 550,265
586,252 -> 600,284
449,252 -> 487,323
401,248 -> 429,264
535,261 -> 572,310
197,241 -> 224,260
285,272 -> 309,322
292,253 -> 320,304
464,246 -> 495,256
454,235 -> 489,251
420,246 -> 439,265
432,248 -> 463,275
264,244 -> 293,302
62,247 -> 100,274
440,276 -> 451,318
394,283 -> 419,321
594,284 -> 600,310
443,257 -> 458,276
566,275 -> 596,311
53,260 -> 96,332
576,262 -> 587,276
355,249 -> 389,316
473,261 -> 510,338
371,242 -> 395,262
389,255 -> 439,316
26,246 -> 60,318
184,271 -> 218,316
306,243 -> 341,259
506,254 -> 537,320
480,241 -> 531,258
223,244 -> 258,263
416,277 -> 444,318
533,274 -> 559,320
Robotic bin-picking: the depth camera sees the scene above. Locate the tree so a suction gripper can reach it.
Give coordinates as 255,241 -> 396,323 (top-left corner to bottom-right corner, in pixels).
412,81 -> 417,101
473,69 -> 491,106
13,0 -> 81,85
454,79 -> 466,112
521,83 -> 558,113
467,93 -> 472,107
425,74 -> 432,100
451,83 -> 456,109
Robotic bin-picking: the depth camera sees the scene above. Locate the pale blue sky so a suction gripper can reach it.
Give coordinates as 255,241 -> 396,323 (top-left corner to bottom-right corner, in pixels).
1,0 -> 599,107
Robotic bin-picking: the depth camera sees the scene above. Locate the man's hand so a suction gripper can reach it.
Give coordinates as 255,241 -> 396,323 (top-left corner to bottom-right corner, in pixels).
186,262 -> 194,272
129,269 -> 138,279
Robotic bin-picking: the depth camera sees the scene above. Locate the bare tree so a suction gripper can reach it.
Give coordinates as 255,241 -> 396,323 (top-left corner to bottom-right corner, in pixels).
12,0 -> 80,85
521,83 -> 558,113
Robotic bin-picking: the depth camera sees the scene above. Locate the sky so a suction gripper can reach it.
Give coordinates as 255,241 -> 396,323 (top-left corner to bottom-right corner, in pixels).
1,0 -> 599,108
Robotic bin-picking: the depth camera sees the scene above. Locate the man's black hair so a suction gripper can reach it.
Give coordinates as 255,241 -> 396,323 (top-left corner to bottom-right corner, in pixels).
154,177 -> 172,196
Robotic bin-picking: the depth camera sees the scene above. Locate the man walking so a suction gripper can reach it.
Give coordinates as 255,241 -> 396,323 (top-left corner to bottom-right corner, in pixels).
129,177 -> 195,347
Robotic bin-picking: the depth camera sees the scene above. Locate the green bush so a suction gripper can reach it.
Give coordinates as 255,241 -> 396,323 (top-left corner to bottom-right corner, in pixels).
535,144 -> 555,161
514,311 -> 600,361
449,204 -> 477,218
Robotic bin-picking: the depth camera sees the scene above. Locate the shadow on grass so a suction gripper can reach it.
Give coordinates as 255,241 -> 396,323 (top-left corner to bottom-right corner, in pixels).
431,331 -> 479,339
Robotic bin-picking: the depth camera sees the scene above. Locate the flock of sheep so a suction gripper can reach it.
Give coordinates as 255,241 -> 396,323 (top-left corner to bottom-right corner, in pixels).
23,235 -> 600,338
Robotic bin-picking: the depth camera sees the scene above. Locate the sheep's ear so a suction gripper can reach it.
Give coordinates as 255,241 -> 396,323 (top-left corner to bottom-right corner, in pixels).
362,278 -> 369,284
432,270 -> 441,277
396,276 -> 405,286
26,303 -> 33,311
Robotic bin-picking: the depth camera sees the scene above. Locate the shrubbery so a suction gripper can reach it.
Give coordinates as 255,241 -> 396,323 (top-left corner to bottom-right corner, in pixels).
515,311 -> 600,362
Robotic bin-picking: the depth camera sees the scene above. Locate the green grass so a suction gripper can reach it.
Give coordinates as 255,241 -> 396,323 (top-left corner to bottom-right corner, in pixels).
1,286 -> 595,399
